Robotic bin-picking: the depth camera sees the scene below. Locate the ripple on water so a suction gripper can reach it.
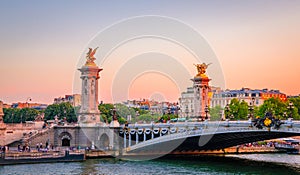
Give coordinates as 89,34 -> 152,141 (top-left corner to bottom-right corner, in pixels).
0,154 -> 299,175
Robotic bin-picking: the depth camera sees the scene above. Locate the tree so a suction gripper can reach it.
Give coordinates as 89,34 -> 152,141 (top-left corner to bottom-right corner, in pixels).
3,108 -> 20,123
137,113 -> 160,123
239,100 -> 249,120
3,108 -> 39,123
20,108 -> 39,122
258,98 -> 287,119
44,102 -> 77,123
225,99 -> 250,120
209,105 -> 222,121
229,98 -> 240,119
98,103 -> 135,124
98,103 -> 114,123
44,104 -> 59,121
289,97 -> 300,120
161,113 -> 178,121
115,103 -> 136,121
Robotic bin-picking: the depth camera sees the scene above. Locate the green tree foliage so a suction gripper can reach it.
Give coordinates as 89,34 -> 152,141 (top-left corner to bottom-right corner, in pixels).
115,103 -> 136,121
44,102 -> 77,123
133,107 -> 148,115
3,108 -> 39,123
3,108 -> 20,123
257,97 -> 299,120
209,105 -> 222,121
98,103 -> 135,124
239,100 -> 249,119
226,98 -> 249,120
137,113 -> 160,123
258,98 -> 287,119
98,103 -> 114,123
20,108 -> 39,122
161,113 -> 178,122
289,97 -> 300,119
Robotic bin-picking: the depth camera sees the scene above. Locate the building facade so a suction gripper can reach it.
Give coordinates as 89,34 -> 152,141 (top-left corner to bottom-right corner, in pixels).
179,87 -> 287,118
54,94 -> 81,107
211,88 -> 287,108
178,87 -> 194,118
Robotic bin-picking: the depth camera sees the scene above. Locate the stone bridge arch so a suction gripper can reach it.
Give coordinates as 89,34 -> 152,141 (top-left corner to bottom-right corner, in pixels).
59,131 -> 73,147
99,133 -> 110,150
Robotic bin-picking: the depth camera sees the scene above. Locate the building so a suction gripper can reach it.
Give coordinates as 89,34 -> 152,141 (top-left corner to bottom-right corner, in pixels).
179,87 -> 287,118
11,102 -> 47,109
53,94 -> 81,107
178,87 -> 194,118
123,99 -> 179,116
211,88 -> 287,108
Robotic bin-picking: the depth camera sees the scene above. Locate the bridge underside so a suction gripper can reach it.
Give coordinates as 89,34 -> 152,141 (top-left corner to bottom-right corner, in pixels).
127,131 -> 300,154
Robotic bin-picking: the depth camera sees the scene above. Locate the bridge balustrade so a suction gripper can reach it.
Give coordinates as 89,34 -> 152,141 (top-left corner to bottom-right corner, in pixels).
120,120 -> 300,151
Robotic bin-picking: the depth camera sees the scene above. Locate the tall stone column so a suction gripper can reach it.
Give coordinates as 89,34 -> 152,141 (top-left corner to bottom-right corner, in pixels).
192,63 -> 211,121
78,48 -> 103,124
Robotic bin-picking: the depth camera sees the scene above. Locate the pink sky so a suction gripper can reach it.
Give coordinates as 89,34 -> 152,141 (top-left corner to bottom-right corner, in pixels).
0,1 -> 299,104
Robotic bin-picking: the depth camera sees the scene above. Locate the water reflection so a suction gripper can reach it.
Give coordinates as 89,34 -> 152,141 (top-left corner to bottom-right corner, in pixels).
0,154 -> 299,175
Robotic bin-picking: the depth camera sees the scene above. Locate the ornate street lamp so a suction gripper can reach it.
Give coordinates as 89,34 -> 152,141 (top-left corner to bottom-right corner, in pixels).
248,98 -> 255,120
204,105 -> 209,120
225,104 -> 230,119
283,112 -> 288,119
248,104 -> 254,120
287,102 -> 294,119
176,104 -> 180,122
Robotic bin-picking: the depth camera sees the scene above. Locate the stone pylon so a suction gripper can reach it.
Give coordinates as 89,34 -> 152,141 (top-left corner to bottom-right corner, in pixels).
192,63 -> 211,120
77,48 -> 103,124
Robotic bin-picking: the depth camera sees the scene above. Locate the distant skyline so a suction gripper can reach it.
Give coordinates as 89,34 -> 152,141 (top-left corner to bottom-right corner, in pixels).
0,0 -> 300,104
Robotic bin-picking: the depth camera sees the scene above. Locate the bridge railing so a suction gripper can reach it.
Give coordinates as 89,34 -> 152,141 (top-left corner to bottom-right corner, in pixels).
120,120 -> 300,150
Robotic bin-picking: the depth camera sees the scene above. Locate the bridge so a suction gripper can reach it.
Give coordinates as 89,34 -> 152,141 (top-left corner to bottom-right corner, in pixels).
119,120 -> 300,155
5,119 -> 300,158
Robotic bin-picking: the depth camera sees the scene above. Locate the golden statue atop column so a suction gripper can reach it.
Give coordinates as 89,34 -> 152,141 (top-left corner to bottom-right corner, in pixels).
85,47 -> 99,66
194,63 -> 211,78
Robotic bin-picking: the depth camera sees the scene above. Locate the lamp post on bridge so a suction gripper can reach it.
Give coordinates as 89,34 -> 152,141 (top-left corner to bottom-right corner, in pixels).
204,105 -> 209,120
287,102 -> 294,119
283,112 -> 288,119
225,104 -> 230,120
175,103 -> 180,122
248,98 -> 255,120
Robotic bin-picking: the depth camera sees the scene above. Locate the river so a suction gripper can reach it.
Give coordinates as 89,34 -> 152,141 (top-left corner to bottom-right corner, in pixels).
0,154 -> 299,175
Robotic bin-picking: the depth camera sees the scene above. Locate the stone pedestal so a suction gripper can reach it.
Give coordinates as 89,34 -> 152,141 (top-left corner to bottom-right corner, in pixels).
78,65 -> 103,124
109,109 -> 120,127
191,76 -> 211,120
109,120 -> 120,128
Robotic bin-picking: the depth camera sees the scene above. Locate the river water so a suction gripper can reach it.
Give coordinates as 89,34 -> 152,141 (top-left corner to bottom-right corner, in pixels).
0,154 -> 299,175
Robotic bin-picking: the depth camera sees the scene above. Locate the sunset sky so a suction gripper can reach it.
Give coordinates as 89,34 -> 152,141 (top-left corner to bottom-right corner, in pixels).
0,0 -> 299,104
